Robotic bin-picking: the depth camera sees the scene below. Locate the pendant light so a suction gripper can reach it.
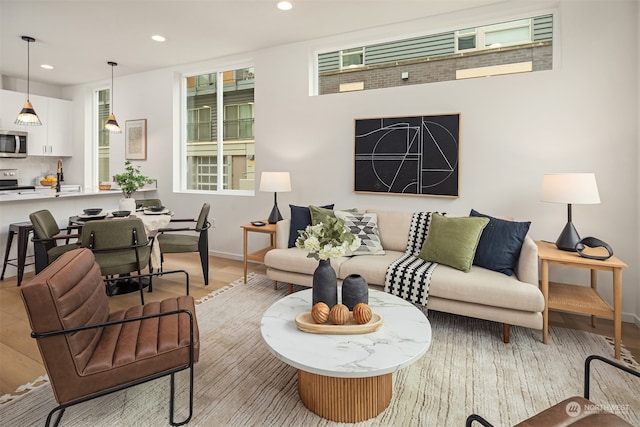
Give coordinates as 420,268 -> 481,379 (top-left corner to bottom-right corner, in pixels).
105,61 -> 121,133
15,36 -> 42,126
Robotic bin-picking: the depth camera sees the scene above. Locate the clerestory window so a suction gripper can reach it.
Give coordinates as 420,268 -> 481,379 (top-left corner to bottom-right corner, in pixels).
316,13 -> 553,95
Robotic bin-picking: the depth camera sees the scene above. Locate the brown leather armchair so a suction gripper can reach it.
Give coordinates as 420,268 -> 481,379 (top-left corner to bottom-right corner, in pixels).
466,355 -> 638,427
20,248 -> 199,426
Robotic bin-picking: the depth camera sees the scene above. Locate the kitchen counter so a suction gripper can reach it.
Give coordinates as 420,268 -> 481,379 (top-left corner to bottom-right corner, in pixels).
0,187 -> 156,202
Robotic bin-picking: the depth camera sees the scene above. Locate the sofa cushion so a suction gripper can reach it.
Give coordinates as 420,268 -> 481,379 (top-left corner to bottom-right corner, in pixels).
365,209 -> 413,252
335,211 -> 385,255
470,209 -> 531,276
337,250 -> 405,285
429,264 -> 545,312
264,247 -> 349,276
288,204 -> 333,248
418,214 -> 489,272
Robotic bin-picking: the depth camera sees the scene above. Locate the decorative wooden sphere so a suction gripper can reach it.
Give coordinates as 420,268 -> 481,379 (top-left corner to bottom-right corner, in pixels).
311,302 -> 330,324
329,303 -> 349,325
353,303 -> 373,324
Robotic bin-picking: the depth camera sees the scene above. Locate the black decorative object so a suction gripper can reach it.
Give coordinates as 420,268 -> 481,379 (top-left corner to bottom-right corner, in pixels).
576,236 -> 614,261
341,274 -> 368,310
312,259 -> 337,309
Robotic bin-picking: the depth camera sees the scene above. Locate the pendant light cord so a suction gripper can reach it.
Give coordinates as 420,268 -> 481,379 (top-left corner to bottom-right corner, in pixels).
110,63 -> 114,114
26,38 -> 30,99
107,61 -> 118,115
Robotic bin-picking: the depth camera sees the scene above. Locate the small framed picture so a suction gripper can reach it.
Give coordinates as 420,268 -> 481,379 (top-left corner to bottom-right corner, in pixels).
125,119 -> 147,160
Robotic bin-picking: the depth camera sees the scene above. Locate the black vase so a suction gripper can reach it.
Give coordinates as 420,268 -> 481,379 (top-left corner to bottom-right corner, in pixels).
341,274 -> 368,310
312,259 -> 337,309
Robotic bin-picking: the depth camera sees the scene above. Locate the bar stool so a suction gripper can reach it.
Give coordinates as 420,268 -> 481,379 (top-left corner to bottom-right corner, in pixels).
1,221 -> 34,286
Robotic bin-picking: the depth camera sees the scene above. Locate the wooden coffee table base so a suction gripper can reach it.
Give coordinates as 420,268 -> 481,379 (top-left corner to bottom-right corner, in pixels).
298,370 -> 392,422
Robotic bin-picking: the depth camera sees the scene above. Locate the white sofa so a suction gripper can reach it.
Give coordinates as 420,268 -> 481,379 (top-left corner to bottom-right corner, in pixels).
264,209 -> 544,343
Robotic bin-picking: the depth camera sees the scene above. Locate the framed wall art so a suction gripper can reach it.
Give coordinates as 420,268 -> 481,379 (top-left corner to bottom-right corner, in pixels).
125,119 -> 147,160
354,113 -> 460,197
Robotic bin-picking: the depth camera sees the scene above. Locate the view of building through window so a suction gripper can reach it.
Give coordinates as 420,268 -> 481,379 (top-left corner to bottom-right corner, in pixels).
184,67 -> 255,191
97,88 -> 110,183
317,14 -> 552,95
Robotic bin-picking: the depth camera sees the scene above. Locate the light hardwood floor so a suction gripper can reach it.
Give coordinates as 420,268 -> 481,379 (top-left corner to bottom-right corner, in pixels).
0,254 -> 638,397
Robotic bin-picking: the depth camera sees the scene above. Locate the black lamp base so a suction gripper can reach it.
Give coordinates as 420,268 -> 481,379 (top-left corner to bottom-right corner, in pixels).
556,221 -> 581,251
268,204 -> 282,224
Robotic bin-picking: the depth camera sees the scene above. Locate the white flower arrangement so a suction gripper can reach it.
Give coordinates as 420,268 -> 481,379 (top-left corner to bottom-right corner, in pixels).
295,216 -> 361,260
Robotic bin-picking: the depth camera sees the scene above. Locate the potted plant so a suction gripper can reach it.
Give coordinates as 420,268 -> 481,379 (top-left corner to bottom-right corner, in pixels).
113,160 -> 155,211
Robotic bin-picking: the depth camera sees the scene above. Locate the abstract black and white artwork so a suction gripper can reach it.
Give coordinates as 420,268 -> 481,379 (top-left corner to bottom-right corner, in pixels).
354,114 -> 460,197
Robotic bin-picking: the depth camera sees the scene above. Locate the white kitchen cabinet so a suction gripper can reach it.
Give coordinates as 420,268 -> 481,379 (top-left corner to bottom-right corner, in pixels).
45,97 -> 72,156
23,94 -> 49,154
0,89 -> 72,157
0,89 -> 28,131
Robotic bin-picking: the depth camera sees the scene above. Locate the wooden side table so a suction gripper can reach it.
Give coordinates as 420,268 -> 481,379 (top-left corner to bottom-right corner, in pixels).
535,240 -> 628,359
241,221 -> 277,284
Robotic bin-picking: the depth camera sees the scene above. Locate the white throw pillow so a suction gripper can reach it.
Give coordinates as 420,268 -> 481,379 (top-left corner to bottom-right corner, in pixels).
335,211 -> 385,256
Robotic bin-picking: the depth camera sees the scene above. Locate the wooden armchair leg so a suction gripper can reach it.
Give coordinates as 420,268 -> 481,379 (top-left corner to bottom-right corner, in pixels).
503,324 -> 511,343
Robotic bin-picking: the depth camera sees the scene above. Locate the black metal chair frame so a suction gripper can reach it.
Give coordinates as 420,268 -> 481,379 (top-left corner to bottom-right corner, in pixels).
32,305 -> 196,427
158,218 -> 211,286
31,225 -> 82,274
466,354 -> 640,427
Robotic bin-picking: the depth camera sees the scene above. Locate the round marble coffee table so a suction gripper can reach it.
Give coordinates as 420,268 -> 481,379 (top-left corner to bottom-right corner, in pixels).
261,288 -> 431,422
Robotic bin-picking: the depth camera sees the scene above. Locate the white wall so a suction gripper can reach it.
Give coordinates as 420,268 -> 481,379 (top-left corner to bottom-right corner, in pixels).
636,0 -> 640,324
67,1 -> 639,322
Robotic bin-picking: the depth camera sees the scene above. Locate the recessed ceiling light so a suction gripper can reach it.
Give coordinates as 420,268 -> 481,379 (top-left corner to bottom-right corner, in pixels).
40,64 -> 54,70
151,35 -> 166,42
277,1 -> 293,11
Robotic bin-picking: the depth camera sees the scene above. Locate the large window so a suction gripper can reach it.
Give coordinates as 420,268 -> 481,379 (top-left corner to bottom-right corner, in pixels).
96,88 -> 111,183
184,66 -> 255,192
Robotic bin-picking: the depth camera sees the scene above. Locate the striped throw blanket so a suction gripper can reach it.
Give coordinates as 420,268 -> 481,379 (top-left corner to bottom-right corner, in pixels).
384,212 -> 438,308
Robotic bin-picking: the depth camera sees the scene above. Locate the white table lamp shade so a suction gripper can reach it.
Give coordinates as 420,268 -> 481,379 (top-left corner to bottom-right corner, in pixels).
541,173 -> 600,205
259,172 -> 291,192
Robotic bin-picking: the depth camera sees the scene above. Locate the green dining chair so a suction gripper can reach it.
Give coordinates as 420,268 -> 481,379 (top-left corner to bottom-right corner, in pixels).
157,203 -> 211,286
29,209 -> 81,274
136,199 -> 163,209
80,217 -> 152,300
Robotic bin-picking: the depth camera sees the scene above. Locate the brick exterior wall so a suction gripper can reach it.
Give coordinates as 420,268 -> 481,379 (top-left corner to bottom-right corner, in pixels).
319,42 -> 552,95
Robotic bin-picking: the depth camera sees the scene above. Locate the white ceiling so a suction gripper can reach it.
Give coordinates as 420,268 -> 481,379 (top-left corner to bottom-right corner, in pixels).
1,0 -> 504,88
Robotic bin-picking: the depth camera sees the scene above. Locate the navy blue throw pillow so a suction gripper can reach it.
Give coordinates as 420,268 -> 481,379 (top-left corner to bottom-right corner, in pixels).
288,204 -> 334,248
470,209 -> 531,276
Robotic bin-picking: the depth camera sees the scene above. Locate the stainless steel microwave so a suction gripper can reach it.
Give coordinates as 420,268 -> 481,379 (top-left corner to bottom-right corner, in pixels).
0,130 -> 27,158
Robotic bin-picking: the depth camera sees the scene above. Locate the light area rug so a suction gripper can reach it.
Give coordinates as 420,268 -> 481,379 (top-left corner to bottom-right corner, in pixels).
1,273 -> 638,426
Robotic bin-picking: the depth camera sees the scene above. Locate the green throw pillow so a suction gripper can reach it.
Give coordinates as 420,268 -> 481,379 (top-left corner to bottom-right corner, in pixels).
418,213 -> 489,272
309,205 -> 358,227
309,205 -> 335,226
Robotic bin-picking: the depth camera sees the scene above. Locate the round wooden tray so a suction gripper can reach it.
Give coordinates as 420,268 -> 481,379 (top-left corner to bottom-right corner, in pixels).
295,311 -> 384,334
